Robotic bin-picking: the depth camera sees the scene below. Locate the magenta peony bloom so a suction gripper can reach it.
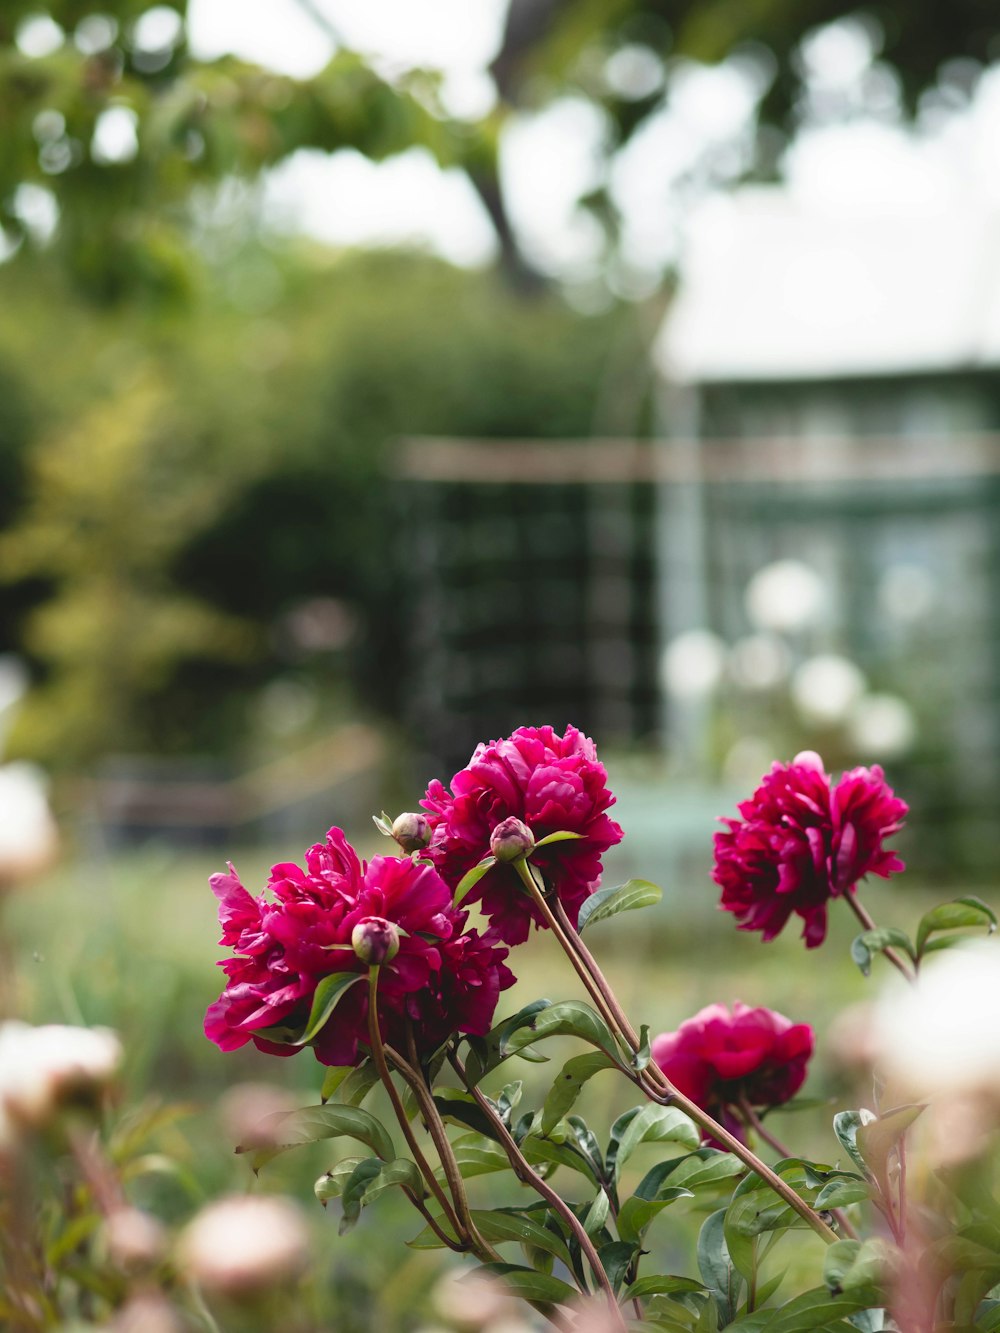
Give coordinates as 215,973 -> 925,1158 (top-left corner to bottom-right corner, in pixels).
204,827 -> 513,1068
713,751 -> 907,948
421,724 -> 624,945
652,1002 -> 814,1143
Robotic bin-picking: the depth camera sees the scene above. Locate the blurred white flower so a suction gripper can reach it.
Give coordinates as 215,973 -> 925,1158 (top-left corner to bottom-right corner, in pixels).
876,939 -> 1000,1101
0,1021 -> 122,1132
744,560 -> 827,633
728,633 -> 791,691
177,1195 -> 309,1296
0,762 -> 59,885
660,629 -> 727,698
104,1206 -> 168,1273
847,693 -> 917,758
791,653 -> 866,725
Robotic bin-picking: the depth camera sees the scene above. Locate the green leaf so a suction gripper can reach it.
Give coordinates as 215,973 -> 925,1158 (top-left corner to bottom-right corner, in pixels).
759,1286 -> 874,1331
475,1263 -> 578,1306
618,1188 -> 696,1244
600,1239 -> 642,1293
622,1276 -> 707,1302
503,1000 -> 624,1064
453,855 -> 496,907
330,1061 -> 380,1107
432,1090 -> 499,1140
850,928 -> 916,978
855,1104 -> 924,1198
294,972 -> 365,1045
833,1110 -> 876,1177
698,1208 -> 743,1324
440,1133 -> 508,1181
464,999 -> 554,1084
814,1175 -> 871,1209
521,1132 -> 602,1186
466,1209 -> 573,1266
339,1156 -> 424,1234
320,1066 -> 351,1102
541,1050 -> 619,1135
613,1104 -> 700,1182
372,811 -> 394,836
666,1150 -> 745,1193
533,830 -> 585,847
823,1239 -> 894,1303
314,1157 -> 366,1203
577,879 -> 663,932
916,896 -> 998,958
237,1103 -> 395,1172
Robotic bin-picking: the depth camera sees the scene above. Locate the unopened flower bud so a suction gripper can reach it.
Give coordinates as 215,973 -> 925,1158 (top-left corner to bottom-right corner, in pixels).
105,1207 -> 168,1273
176,1195 -> 309,1298
489,817 -> 534,863
351,916 -> 400,966
0,1021 -> 122,1132
391,812 -> 432,853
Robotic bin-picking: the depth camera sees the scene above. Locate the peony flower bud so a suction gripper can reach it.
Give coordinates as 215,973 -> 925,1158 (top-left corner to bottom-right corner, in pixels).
0,1021 -> 122,1133
351,916 -> 400,966
104,1207 -> 168,1274
391,812 -> 432,853
176,1195 -> 309,1298
489,817 -> 534,863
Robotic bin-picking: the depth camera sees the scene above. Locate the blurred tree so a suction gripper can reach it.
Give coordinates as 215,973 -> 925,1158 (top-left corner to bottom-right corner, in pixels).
0,1 -> 995,293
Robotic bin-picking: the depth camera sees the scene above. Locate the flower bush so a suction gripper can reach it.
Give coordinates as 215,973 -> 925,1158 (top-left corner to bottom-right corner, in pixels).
7,726 -> 1000,1333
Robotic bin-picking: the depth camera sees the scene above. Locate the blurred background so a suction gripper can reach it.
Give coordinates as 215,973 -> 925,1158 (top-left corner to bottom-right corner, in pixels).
1,2 -> 999,1325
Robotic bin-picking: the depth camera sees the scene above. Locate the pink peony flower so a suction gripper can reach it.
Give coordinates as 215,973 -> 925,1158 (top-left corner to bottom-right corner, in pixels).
713,751 -> 907,948
421,724 -> 623,945
652,1002 -> 814,1143
204,827 -> 513,1067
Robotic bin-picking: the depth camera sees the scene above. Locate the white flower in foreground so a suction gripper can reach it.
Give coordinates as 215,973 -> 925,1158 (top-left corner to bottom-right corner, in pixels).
875,939 -> 1000,1164
875,939 -> 1000,1100
0,1021 -> 122,1131
176,1195 -> 309,1297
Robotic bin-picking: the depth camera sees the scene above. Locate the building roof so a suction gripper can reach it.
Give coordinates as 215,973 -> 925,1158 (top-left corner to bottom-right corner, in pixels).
656,189 -> 1000,385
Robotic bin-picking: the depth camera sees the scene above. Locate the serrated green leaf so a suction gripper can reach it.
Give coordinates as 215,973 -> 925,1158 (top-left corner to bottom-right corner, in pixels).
850,928 -> 916,978
453,855 -> 496,907
614,1104 -> 700,1182
578,879 -> 662,932
476,1262 -> 578,1306
916,896 -> 998,958
541,1050 -> 619,1135
237,1103 -> 395,1172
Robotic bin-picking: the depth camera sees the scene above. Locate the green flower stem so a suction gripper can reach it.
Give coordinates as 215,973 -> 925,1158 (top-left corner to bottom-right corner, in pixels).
519,873 -> 839,1247
449,1049 -> 628,1332
387,1023 -> 500,1264
365,968 -> 466,1248
845,894 -> 916,982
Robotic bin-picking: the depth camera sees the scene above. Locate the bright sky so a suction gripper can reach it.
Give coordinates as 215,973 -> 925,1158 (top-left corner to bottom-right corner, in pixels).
186,0 -> 1000,284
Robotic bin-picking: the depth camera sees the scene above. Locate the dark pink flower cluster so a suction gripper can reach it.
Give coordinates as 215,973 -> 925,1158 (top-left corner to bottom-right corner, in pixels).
421,724 -> 623,945
714,750 -> 908,948
652,1002 -> 814,1143
204,828 -> 514,1067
